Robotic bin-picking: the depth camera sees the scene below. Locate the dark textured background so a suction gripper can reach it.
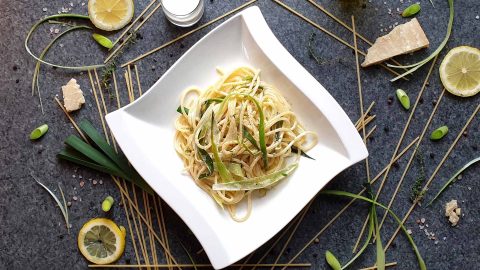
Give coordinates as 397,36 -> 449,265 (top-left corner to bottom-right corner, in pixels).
0,0 -> 479,269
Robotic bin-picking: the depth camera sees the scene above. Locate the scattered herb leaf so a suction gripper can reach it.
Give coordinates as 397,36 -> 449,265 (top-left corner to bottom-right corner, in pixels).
308,33 -> 325,65
30,124 -> 48,140
402,3 -> 421,17
291,146 -> 315,160
396,89 -> 410,110
92,33 -> 114,49
428,156 -> 480,205
430,125 -> 448,141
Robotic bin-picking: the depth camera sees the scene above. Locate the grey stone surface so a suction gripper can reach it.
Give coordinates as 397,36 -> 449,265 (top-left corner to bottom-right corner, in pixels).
0,0 -> 479,269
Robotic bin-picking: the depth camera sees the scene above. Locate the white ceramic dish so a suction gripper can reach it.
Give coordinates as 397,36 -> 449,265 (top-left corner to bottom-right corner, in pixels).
106,6 -> 367,269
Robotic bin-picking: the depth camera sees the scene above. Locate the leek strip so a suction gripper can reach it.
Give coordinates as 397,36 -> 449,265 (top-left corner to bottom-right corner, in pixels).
340,206 -> 374,269
58,147 -> 121,177
213,163 -> 298,191
428,156 -> 480,205
210,112 -> 233,182
79,119 -> 132,176
64,135 -> 128,178
242,127 -> 260,150
388,0 -> 454,82
32,175 -> 70,232
321,190 -> 426,270
25,14 -> 104,70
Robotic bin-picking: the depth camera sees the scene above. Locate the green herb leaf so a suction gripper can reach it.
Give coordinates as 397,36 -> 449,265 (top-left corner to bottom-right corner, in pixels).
203,98 -> 223,107
198,147 -> 214,179
388,0 -> 454,81
291,146 -> 315,160
245,96 -> 268,168
396,89 -> 410,110
102,196 -> 114,212
243,127 -> 260,150
402,3 -> 421,17
325,250 -> 341,270
177,106 -> 190,115
30,124 -> 48,140
430,125 -> 448,141
92,33 -> 113,49
212,163 -> 298,191
428,156 -> 480,205
321,190 -> 426,270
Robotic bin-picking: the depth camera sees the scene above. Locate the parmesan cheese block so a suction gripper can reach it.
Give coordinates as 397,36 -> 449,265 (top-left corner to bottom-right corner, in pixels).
362,18 -> 429,67
62,78 -> 85,112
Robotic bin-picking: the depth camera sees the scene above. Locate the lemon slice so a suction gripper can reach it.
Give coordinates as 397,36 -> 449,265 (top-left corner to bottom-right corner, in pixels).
78,218 -> 126,264
439,46 -> 480,97
88,0 -> 134,31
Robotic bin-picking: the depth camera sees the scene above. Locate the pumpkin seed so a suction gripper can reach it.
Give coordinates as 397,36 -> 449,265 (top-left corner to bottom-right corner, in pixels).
402,3 -> 421,17
325,250 -> 342,270
396,89 -> 410,110
92,33 -> 113,49
430,125 -> 448,140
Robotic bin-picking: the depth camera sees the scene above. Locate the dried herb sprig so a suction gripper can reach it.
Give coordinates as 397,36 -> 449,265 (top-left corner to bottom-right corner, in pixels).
411,149 -> 426,203
308,33 -> 325,65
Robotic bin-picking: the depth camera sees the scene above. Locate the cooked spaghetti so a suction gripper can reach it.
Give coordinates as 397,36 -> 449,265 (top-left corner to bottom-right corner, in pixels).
174,66 -> 317,222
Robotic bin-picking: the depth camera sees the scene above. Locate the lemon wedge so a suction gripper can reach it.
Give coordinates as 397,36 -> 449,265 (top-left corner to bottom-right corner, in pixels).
88,0 -> 134,31
439,46 -> 480,97
78,218 -> 126,264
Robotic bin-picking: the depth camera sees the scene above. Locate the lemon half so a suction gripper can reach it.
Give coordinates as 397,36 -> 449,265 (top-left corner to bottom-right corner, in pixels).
78,218 -> 126,264
88,0 -> 134,31
439,46 -> 480,97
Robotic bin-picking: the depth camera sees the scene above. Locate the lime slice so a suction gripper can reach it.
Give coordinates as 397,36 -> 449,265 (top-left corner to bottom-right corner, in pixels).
78,218 -> 125,264
88,0 -> 134,31
439,46 -> 480,97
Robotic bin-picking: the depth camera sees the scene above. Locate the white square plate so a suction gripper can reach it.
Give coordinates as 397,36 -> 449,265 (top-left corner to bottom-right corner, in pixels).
106,6 -> 367,269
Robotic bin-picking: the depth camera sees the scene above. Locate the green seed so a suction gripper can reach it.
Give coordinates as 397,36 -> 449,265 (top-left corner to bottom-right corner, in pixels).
325,250 -> 341,270
396,89 -> 410,110
402,3 -> 421,17
30,124 -> 48,140
102,196 -> 114,212
430,125 -> 448,141
92,33 -> 113,49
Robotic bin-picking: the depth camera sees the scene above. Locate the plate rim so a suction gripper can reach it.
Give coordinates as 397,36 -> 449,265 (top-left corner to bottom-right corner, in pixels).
106,6 -> 367,269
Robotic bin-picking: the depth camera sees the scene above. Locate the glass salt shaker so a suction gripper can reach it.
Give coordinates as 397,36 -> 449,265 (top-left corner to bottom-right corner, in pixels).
161,0 -> 205,27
